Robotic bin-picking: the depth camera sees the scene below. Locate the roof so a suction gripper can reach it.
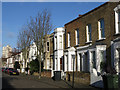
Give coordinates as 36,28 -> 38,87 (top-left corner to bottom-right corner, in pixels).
2,58 -> 7,61
64,2 -> 108,26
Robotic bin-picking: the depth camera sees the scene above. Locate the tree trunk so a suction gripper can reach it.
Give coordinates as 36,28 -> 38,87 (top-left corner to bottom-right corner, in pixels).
39,54 -> 42,79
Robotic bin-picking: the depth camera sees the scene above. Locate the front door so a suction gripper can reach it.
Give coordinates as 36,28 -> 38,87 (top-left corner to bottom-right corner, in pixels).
84,52 -> 89,72
60,58 -> 62,70
79,54 -> 82,71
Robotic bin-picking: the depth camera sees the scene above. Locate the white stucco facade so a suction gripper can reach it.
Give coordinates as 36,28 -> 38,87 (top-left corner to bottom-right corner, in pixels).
64,47 -> 76,72
76,44 -> 106,88
53,27 -> 65,71
29,42 -> 37,62
7,57 -> 14,68
112,37 -> 120,74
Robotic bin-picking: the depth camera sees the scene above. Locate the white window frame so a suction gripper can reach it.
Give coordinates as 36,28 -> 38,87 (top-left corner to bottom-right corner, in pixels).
114,5 -> 120,34
59,35 -> 62,49
68,33 -> 70,47
91,51 -> 96,69
98,19 -> 105,40
100,50 -> 106,62
86,24 -> 92,42
75,29 -> 79,45
54,36 -> 57,50
77,53 -> 83,71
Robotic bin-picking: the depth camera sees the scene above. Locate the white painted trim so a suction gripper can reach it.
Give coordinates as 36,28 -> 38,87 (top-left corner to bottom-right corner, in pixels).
68,33 -> 70,47
77,44 -> 92,50
115,11 -> 119,34
86,25 -> 92,42
114,5 -> 120,34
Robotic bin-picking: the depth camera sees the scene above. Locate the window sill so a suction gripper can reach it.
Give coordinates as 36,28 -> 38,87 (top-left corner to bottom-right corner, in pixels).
67,46 -> 71,48
85,41 -> 92,44
114,32 -> 120,36
96,38 -> 106,42
74,44 -> 80,47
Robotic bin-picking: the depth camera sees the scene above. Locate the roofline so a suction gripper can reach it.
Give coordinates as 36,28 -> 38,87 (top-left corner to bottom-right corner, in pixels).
64,2 -> 108,26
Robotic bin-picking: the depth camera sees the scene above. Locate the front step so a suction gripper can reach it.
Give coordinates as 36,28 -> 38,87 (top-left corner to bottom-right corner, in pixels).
90,69 -> 103,88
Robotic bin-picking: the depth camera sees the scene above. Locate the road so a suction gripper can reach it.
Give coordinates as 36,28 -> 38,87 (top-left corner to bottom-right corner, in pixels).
2,73 -> 101,89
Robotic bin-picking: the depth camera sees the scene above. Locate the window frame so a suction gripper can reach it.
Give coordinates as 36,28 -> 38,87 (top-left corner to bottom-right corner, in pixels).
46,41 -> 49,52
114,6 -> 120,34
98,18 -> 105,40
75,28 -> 80,45
59,35 -> 62,49
68,32 -> 70,47
86,24 -> 92,42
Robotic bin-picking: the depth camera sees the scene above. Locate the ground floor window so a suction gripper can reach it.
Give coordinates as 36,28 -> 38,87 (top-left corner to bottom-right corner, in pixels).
47,59 -> 50,69
100,50 -> 106,62
71,55 -> 73,71
115,49 -> 120,73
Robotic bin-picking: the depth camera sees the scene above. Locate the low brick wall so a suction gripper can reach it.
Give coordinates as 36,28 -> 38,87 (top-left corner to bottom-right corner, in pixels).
66,71 -> 90,85
41,70 -> 51,78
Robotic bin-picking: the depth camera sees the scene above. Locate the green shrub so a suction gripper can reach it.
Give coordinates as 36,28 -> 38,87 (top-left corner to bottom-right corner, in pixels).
29,59 -> 39,73
14,61 -> 20,70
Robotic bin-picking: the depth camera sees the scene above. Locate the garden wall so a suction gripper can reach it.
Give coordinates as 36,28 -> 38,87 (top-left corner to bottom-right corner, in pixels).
65,71 -> 90,85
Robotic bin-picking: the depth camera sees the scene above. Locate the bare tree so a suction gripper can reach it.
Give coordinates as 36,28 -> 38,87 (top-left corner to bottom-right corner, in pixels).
17,26 -> 32,73
28,9 -> 53,78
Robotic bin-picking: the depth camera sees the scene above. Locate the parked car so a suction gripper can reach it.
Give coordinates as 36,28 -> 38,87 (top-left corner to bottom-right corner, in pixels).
2,68 -> 5,72
9,69 -> 19,75
4,68 -> 9,73
7,68 -> 14,74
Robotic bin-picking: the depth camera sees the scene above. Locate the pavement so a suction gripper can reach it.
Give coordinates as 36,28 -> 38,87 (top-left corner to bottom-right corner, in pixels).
2,72 -> 102,89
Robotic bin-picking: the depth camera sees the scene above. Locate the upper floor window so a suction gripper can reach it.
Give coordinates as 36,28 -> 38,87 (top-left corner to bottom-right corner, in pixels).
59,35 -> 62,49
65,29 -> 67,48
47,41 -> 49,52
68,32 -> 70,47
114,5 -> 120,34
54,36 -> 57,50
98,18 -> 105,39
86,24 -> 92,42
75,29 -> 79,45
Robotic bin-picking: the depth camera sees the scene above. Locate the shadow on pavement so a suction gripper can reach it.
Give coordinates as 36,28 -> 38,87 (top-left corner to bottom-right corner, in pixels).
2,73 -> 18,90
63,80 -> 73,88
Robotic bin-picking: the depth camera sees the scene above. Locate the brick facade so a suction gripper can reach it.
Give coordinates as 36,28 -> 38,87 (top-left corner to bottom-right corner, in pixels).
43,33 -> 54,71
64,2 -> 120,87
64,2 -> 120,68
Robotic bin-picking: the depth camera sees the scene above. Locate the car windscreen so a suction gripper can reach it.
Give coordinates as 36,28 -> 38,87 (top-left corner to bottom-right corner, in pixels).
9,68 -> 13,70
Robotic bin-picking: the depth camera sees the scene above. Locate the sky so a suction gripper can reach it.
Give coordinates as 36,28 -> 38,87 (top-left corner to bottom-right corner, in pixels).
2,2 -> 106,49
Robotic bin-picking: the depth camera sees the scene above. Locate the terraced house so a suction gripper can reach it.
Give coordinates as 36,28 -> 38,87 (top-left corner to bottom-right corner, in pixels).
53,27 -> 65,78
64,2 -> 120,87
43,33 -> 54,71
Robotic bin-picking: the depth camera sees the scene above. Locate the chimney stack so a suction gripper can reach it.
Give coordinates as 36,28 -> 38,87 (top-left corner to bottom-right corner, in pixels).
79,14 -> 82,17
